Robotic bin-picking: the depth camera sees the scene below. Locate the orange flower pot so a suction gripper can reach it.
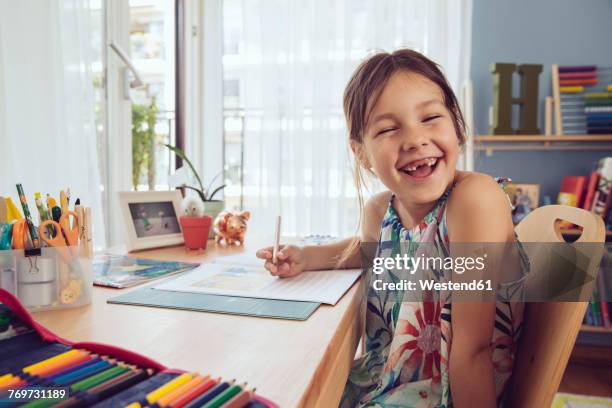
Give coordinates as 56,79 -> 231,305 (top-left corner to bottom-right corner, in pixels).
180,215 -> 212,250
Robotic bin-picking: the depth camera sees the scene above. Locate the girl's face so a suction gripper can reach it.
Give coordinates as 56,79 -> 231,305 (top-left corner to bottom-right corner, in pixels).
357,71 -> 460,206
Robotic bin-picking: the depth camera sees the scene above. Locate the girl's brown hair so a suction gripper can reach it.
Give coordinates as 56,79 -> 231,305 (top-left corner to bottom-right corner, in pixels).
336,49 -> 466,267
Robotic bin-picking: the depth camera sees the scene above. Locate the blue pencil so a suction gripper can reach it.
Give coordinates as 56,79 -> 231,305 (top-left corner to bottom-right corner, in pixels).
45,357 -> 102,381
182,382 -> 231,408
53,360 -> 112,386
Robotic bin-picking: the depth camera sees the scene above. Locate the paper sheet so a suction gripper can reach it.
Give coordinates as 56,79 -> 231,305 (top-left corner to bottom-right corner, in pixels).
153,255 -> 361,305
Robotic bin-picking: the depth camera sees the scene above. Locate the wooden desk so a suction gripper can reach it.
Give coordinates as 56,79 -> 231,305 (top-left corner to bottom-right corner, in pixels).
30,241 -> 363,408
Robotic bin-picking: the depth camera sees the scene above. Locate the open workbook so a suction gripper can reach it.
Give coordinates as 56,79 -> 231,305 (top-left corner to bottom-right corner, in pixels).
152,252 -> 361,305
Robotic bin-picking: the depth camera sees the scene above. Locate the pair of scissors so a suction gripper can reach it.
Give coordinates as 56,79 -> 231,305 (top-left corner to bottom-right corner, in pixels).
38,210 -> 79,249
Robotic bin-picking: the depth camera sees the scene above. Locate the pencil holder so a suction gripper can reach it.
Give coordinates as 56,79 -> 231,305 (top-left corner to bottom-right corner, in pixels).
0,246 -> 92,311
0,252 -> 16,294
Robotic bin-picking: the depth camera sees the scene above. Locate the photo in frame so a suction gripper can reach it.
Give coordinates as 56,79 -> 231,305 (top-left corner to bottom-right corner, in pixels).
504,183 -> 540,225
118,191 -> 184,251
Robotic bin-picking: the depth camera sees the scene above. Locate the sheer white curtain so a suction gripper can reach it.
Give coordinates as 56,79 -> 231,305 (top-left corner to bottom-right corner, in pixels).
0,1 -> 105,244
228,0 -> 472,237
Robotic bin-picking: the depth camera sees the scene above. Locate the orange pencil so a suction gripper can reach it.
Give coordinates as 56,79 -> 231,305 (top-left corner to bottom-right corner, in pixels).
38,353 -> 94,378
22,349 -> 81,374
220,388 -> 255,408
157,374 -> 208,407
170,377 -> 220,408
0,374 -> 15,387
0,377 -> 27,392
24,349 -> 89,376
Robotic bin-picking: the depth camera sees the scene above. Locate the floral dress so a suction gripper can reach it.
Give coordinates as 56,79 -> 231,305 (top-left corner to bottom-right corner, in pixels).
341,178 -> 528,408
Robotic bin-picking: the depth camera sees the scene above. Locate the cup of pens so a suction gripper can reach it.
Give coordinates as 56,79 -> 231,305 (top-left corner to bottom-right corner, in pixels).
0,185 -> 94,311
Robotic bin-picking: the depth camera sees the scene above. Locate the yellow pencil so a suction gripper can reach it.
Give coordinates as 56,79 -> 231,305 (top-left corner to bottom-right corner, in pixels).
144,373 -> 194,404
125,403 -> 141,408
29,350 -> 90,376
157,374 -> 209,407
60,190 -> 68,215
22,349 -> 80,374
0,375 -> 24,390
0,373 -> 15,387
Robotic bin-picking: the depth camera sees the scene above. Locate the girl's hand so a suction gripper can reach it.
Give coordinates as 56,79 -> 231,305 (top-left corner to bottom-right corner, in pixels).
256,245 -> 307,278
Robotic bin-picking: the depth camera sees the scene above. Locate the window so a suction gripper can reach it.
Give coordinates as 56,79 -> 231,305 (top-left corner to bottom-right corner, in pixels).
129,0 -> 177,191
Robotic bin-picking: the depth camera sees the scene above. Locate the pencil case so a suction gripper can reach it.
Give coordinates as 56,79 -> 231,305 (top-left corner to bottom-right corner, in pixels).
0,289 -> 278,407
0,246 -> 92,312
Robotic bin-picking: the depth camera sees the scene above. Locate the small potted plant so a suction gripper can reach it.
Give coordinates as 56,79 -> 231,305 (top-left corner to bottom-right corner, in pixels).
164,144 -> 226,247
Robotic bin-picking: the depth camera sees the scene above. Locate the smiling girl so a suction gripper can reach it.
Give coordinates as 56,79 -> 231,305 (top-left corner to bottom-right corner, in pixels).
257,49 -> 526,407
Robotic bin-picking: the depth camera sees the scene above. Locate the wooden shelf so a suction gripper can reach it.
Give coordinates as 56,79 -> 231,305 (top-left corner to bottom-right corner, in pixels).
473,135 -> 612,151
475,135 -> 612,142
581,325 -> 612,333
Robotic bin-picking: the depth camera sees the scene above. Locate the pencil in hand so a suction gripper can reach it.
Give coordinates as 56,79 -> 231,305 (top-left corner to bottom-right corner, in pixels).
272,215 -> 281,264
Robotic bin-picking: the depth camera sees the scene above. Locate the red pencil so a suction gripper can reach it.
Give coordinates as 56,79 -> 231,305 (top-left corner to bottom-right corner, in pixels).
170,377 -> 220,408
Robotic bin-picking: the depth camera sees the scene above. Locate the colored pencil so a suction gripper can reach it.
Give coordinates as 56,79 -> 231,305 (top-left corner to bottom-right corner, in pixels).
53,369 -> 147,408
70,365 -> 130,392
23,349 -> 83,374
202,383 -> 245,408
85,369 -> 149,402
220,388 -> 255,408
183,381 -> 233,408
36,352 -> 92,378
168,377 -> 220,408
45,356 -> 101,381
54,359 -> 113,386
0,374 -> 15,387
144,373 -> 194,405
0,376 -> 26,392
156,375 -> 209,407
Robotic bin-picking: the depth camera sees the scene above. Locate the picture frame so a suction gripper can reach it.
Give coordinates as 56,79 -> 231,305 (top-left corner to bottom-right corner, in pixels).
504,183 -> 540,225
118,191 -> 184,251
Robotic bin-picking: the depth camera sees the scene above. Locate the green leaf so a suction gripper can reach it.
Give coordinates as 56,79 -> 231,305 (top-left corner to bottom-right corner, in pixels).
208,184 -> 226,201
183,185 -> 206,202
164,144 -> 205,196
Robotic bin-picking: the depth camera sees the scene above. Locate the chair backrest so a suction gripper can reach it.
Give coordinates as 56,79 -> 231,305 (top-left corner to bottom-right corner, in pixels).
505,205 -> 606,408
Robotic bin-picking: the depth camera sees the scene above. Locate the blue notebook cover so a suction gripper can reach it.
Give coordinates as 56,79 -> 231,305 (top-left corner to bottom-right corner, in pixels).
107,281 -> 320,321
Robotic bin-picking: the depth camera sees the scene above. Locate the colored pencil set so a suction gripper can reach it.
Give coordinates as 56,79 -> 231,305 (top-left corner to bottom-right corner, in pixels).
0,349 -> 257,408
0,296 -> 273,408
556,65 -> 612,135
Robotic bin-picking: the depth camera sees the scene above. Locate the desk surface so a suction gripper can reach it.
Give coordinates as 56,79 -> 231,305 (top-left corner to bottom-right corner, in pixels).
31,241 -> 363,408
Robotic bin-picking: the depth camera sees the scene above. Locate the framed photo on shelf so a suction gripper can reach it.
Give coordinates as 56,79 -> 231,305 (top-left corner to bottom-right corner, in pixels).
118,190 -> 184,251
504,183 -> 540,225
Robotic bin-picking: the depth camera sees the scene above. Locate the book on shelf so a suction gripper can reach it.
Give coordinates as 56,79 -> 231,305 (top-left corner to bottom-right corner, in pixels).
591,157 -> 612,219
582,171 -> 600,211
557,158 -> 612,226
583,245 -> 611,328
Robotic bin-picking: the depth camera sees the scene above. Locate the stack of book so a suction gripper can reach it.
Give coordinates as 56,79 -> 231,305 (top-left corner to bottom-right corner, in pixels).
585,91 -> 612,134
557,157 -> 612,226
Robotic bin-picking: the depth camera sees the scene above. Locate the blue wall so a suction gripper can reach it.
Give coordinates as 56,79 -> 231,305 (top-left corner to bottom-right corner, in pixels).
471,0 -> 612,203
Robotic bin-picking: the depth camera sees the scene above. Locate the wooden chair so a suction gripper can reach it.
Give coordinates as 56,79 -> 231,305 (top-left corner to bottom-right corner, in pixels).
505,205 -> 606,408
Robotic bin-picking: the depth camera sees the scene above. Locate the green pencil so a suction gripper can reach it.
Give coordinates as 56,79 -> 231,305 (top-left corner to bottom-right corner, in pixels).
202,383 -> 245,408
16,184 -> 40,248
71,365 -> 130,392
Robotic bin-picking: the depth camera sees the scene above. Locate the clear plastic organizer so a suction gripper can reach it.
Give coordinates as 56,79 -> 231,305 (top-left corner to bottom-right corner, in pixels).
0,246 -> 92,311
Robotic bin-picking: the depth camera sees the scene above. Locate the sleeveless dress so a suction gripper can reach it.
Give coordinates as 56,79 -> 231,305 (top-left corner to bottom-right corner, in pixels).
341,178 -> 529,408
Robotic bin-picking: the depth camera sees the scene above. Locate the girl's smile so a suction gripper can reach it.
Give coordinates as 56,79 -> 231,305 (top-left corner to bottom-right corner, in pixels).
356,70 -> 460,213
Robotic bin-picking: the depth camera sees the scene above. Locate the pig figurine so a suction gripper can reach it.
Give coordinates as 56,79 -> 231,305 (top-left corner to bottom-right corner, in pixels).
213,210 -> 250,246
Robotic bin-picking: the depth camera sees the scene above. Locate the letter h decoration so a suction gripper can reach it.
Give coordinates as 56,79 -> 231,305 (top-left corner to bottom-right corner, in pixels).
490,63 -> 543,135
